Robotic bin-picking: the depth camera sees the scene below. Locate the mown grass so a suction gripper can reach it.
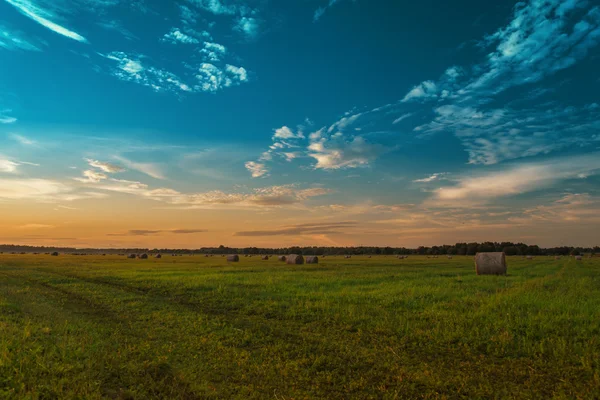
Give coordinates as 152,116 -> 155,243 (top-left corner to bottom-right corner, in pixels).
0,254 -> 599,399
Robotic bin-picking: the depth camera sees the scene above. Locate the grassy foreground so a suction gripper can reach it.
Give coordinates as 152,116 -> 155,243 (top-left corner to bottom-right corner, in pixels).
0,255 -> 599,399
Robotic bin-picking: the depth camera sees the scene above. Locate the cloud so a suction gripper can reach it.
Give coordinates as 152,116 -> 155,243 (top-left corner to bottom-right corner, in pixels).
114,156 -> 165,179
102,52 -> 192,93
0,178 -> 107,202
108,228 -> 207,236
0,24 -> 42,51
0,110 -> 17,124
86,158 -> 124,173
401,80 -> 438,102
195,63 -> 248,92
16,223 -> 54,229
415,103 -> 600,165
189,0 -> 238,16
313,0 -> 352,22
85,179 -> 330,209
200,41 -> 226,61
245,161 -> 268,178
74,169 -> 108,183
392,113 -> 413,125
273,126 -> 303,140
9,133 -> 36,145
234,16 -> 260,39
413,172 -> 448,183
170,229 -> 207,234
0,159 -> 19,173
235,221 -> 358,236
308,135 -> 383,170
161,28 -> 200,44
3,0 -> 88,43
426,153 -> 600,207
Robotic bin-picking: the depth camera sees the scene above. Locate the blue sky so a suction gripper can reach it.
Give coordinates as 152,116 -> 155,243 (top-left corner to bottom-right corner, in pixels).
1,0 -> 599,248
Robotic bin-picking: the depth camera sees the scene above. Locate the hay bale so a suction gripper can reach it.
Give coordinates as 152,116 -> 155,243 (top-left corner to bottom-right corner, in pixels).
227,254 -> 240,262
526,256 -> 533,260
286,254 -> 304,265
447,256 -> 453,259
128,254 -> 136,259
555,256 -> 561,260
278,256 -> 287,262
475,252 -> 507,275
155,254 -> 162,259
139,254 -> 148,259
305,256 -> 319,264
367,255 -> 372,258
261,255 -> 269,260
575,255 -> 583,261
51,252 -> 59,256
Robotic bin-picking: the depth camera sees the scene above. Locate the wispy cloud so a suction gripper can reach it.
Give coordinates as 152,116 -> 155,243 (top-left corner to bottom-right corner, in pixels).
426,153 -> 600,207
3,0 -> 88,43
108,228 -> 208,236
413,172 -> 448,183
161,28 -> 201,44
86,158 -> 124,173
0,159 -> 20,173
0,23 -> 42,51
0,178 -> 107,202
102,51 -> 192,93
245,161 -> 268,178
9,133 -> 36,145
235,221 -> 358,236
314,0 -> 354,22
114,155 -> 165,180
0,109 -> 17,124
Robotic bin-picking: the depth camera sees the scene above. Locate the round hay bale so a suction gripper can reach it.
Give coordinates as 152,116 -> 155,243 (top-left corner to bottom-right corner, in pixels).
367,255 -> 372,258
51,252 -> 59,256
526,256 -> 533,260
227,254 -> 240,262
447,256 -> 453,259
286,254 -> 304,265
475,252 -> 507,275
261,255 -> 269,260
305,256 -> 319,264
139,254 -> 148,259
575,255 -> 583,261
128,254 -> 136,259
155,254 -> 162,259
555,256 -> 561,260
278,255 -> 287,262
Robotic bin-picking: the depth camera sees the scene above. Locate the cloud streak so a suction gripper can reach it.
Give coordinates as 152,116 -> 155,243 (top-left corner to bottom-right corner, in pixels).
3,0 -> 88,43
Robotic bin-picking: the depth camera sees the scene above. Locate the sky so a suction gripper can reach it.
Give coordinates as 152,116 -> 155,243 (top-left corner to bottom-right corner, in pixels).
1,0 -> 599,249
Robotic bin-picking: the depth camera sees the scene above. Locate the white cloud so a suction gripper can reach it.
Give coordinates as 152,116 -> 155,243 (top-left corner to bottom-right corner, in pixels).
0,159 -> 19,173
114,156 -> 165,180
413,173 -> 448,183
0,24 -> 42,51
195,63 -> 248,92
392,113 -> 413,124
162,28 -> 200,44
3,0 -> 88,43
234,17 -> 260,39
401,80 -> 438,102
86,158 -> 124,173
426,153 -> 600,207
273,126 -> 303,140
103,51 -> 192,93
0,178 -> 106,202
245,161 -> 268,178
308,135 -> 382,170
74,169 -> 108,183
9,133 -> 36,145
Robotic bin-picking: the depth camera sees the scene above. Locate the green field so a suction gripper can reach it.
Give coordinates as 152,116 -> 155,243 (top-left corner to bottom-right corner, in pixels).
1,254 -> 599,399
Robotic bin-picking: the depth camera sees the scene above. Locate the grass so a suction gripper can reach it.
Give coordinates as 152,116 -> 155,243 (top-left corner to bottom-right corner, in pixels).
0,254 -> 599,399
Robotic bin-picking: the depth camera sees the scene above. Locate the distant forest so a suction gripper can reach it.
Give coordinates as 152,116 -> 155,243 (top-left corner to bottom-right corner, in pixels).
1,242 -> 598,256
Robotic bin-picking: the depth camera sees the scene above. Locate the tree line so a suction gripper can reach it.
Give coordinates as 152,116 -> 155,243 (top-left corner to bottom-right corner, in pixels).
1,242 -> 598,256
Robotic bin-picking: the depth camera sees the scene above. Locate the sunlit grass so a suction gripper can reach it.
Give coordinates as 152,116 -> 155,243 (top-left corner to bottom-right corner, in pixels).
1,254 -> 599,399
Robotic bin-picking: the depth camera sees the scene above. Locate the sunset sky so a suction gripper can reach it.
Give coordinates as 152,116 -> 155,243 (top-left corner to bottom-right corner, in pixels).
1,0 -> 599,248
